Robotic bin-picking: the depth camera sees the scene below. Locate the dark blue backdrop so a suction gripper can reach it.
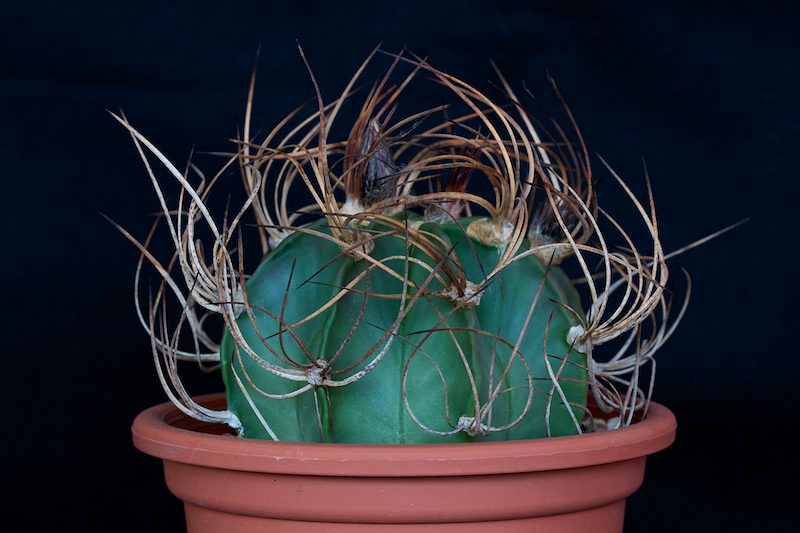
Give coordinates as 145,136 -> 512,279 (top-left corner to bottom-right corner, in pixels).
2,1 -> 796,531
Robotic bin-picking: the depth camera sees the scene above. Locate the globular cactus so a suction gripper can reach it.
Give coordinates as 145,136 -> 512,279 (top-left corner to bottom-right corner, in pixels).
114,48 -> 683,443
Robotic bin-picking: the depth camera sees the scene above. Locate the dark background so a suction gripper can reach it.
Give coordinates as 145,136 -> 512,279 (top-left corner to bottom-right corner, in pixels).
2,1 -> 796,531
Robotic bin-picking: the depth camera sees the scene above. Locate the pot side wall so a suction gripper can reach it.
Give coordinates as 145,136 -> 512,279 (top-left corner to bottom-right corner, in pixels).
134,393 -> 675,532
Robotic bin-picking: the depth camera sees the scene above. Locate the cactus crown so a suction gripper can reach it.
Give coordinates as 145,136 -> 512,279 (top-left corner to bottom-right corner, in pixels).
112,46 -> 686,443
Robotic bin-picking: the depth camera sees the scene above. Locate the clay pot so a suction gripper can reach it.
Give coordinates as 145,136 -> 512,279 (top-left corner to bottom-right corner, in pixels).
132,393 -> 676,532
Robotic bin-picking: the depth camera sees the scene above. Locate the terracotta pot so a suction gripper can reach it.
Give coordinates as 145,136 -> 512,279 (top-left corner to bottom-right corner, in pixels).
132,393 -> 676,532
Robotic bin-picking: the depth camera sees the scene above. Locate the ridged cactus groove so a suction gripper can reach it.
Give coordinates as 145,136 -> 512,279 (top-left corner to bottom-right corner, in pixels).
114,47 -> 684,443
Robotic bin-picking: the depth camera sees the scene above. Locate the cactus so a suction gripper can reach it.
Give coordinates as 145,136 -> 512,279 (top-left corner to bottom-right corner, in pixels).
113,48 -> 684,443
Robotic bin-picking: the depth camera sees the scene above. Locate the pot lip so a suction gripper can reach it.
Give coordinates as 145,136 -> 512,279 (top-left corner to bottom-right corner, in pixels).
132,393 -> 676,477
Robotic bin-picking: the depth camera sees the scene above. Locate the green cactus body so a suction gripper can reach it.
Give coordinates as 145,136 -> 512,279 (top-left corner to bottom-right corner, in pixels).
220,214 -> 587,443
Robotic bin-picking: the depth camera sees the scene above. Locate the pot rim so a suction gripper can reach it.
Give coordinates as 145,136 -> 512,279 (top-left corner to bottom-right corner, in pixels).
132,392 -> 676,477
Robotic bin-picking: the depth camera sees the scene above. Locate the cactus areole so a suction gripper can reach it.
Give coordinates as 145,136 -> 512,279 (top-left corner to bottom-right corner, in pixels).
118,48 -> 678,445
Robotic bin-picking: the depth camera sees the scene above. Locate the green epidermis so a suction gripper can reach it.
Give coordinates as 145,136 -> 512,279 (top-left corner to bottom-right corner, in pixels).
220,215 -> 587,443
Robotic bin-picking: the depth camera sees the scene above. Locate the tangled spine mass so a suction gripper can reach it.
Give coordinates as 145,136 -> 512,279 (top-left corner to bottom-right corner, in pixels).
114,48 -> 685,443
